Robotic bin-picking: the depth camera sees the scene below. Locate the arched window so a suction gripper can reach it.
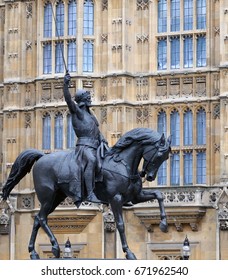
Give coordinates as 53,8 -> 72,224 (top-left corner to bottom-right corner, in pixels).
170,109 -> 180,146
68,40 -> 77,72
184,151 -> 193,185
68,0 -> 77,36
197,151 -> 206,184
83,41 -> 93,72
42,113 -> 51,150
170,152 -> 180,185
158,0 -> 167,33
67,114 -> 76,148
54,113 -> 63,149
184,109 -> 193,145
56,1 -> 64,37
170,0 -> 180,32
44,2 -> 52,38
43,42 -> 52,74
55,41 -> 64,73
83,0 -> 94,35
157,110 -> 167,136
157,162 -> 167,186
197,108 -> 206,145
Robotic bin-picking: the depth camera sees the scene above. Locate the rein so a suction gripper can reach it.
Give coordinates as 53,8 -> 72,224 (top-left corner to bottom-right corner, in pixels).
141,143 -> 160,172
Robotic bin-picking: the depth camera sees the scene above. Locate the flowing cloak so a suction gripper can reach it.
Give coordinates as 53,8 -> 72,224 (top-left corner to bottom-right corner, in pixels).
57,138 -> 108,202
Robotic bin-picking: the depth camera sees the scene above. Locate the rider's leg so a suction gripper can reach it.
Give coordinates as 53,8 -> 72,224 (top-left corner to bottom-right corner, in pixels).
83,148 -> 102,203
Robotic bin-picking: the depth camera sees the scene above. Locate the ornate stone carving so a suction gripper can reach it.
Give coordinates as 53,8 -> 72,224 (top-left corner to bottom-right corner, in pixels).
6,112 -> 17,119
136,108 -> 150,124
213,103 -> 220,119
195,76 -> 206,97
26,40 -> 32,50
8,28 -> 18,34
136,0 -> 149,10
0,198 -> 15,235
102,0 -> 108,11
20,195 -> 34,209
47,214 -> 97,233
156,79 -> 167,98
24,112 -> 31,128
101,108 -> 107,124
100,79 -> 107,101
136,77 -> 149,101
53,82 -> 64,101
0,209 -> 10,234
136,34 -> 149,43
82,80 -> 94,88
7,84 -> 19,94
214,27 -> 220,36
103,209 -> 116,232
170,78 -> 180,98
26,2 -> 33,18
134,206 -> 205,232
0,8 -> 5,24
112,18 -> 122,25
216,187 -> 228,230
101,33 -> 108,43
41,83 -> 51,103
214,143 -> 220,153
112,44 -> 122,51
182,77 -> 193,97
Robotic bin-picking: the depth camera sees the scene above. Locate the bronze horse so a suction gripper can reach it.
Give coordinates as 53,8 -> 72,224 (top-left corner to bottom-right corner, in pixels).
1,128 -> 171,260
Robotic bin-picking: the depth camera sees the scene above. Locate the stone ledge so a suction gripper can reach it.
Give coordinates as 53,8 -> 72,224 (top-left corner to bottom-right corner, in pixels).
134,206 -> 206,232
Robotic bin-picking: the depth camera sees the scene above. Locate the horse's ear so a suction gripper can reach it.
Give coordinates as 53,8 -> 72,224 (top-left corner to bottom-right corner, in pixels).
160,133 -> 166,146
167,135 -> 172,145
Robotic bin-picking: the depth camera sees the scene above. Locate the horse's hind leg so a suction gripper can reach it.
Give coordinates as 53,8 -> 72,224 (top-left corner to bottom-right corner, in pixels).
28,214 -> 41,259
28,192 -> 66,259
36,189 -> 62,258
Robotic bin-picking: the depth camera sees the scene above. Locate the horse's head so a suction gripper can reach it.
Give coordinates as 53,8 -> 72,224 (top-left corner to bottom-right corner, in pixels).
141,134 -> 171,182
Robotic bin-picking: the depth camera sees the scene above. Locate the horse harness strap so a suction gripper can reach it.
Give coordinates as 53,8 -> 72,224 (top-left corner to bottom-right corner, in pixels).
76,137 -> 99,149
120,159 -> 141,182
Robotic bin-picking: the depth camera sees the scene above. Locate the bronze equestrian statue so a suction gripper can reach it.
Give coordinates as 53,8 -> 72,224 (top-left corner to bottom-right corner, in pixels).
1,75 -> 171,260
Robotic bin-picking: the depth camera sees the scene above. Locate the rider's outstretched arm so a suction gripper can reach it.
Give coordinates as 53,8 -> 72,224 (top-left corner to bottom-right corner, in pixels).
63,72 -> 83,119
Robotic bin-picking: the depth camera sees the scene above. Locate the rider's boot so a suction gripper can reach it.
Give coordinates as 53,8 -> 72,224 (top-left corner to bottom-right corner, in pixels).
86,191 -> 103,203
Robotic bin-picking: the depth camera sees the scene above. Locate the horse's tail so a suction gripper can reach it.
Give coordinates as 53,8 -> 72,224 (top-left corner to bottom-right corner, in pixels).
1,149 -> 44,201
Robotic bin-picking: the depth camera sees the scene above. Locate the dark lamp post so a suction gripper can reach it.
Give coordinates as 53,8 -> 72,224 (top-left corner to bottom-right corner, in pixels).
182,236 -> 190,260
63,238 -> 73,258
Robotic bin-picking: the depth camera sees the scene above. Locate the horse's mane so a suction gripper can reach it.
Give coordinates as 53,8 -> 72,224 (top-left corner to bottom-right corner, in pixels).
107,128 -> 162,156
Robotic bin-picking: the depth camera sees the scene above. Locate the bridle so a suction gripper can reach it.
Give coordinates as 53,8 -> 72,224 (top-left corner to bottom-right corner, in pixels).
141,142 -> 160,173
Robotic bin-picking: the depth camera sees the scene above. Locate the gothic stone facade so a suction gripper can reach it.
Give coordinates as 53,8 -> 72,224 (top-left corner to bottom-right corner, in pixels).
0,0 -> 228,260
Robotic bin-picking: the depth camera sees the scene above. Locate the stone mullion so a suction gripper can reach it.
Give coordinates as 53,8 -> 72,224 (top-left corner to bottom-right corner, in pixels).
220,98 -> 228,181
121,0 -> 126,72
50,110 -> 55,150
77,0 -> 83,75
179,108 -> 184,186
166,107 -> 171,187
192,108 -> 197,186
62,110 -> 68,149
206,103 -> 212,186
36,110 -> 43,150
149,0 -> 155,72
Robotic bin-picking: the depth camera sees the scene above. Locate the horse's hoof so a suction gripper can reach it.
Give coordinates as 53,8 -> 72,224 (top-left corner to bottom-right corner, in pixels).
159,220 -> 168,233
125,251 -> 137,260
52,245 -> 60,258
30,250 -> 40,260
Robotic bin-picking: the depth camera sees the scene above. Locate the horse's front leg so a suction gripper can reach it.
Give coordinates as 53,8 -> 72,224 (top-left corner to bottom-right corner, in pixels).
110,194 -> 137,260
133,189 -> 168,233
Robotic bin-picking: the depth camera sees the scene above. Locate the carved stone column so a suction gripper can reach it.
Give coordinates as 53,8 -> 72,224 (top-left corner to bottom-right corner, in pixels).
103,209 -> 116,259
216,187 -> 228,259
